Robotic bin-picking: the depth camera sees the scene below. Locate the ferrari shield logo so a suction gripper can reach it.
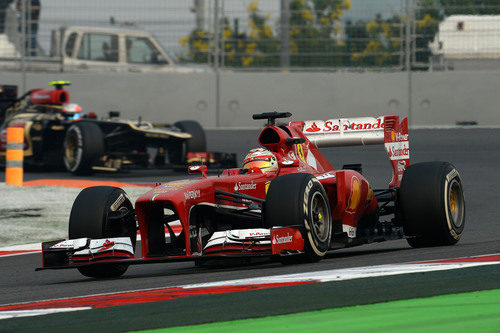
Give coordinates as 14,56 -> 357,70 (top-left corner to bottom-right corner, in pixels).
297,144 -> 306,163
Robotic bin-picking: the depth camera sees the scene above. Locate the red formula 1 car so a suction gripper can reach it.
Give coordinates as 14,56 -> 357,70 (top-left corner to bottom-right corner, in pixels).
38,112 -> 466,278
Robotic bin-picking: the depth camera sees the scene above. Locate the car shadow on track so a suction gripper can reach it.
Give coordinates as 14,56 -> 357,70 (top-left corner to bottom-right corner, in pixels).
323,246 -> 410,260
42,247 -> 413,285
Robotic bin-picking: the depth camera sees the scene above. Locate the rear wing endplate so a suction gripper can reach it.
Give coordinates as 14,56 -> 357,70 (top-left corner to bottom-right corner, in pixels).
300,116 -> 409,188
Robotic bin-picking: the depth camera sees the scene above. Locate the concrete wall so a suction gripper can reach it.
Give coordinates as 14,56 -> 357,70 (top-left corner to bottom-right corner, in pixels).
2,70 -> 499,127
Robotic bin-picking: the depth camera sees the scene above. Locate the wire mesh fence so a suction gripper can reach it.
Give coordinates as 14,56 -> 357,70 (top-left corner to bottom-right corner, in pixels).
185,0 -> 406,70
415,1 -> 500,71
0,0 -> 499,72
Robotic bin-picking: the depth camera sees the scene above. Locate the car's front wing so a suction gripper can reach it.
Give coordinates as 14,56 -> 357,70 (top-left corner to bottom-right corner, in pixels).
37,227 -> 305,271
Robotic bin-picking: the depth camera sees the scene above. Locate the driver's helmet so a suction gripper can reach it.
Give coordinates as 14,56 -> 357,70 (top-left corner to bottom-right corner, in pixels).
242,148 -> 278,173
61,103 -> 82,120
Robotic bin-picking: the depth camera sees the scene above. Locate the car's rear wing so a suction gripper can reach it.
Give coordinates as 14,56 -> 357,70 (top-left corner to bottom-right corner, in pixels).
298,116 -> 409,188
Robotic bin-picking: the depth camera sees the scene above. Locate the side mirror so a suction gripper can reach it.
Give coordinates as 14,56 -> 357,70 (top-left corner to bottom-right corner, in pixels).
188,164 -> 207,178
154,53 -> 167,64
280,159 -> 299,167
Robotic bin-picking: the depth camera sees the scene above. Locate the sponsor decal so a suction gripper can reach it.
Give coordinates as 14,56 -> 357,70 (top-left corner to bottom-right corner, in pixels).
154,181 -> 196,193
50,241 -> 74,249
397,160 -> 406,172
395,132 -> 408,142
304,117 -> 385,134
305,122 -> 321,132
265,182 -> 270,194
248,149 -> 271,157
248,231 -> 269,237
446,168 -> 459,182
385,141 -> 410,160
272,234 -> 293,245
110,194 -> 126,212
153,187 -> 182,193
270,227 -> 305,254
390,130 -> 409,143
287,151 -> 297,160
346,176 -> 361,214
32,94 -> 50,99
234,181 -> 257,191
282,159 -> 294,166
96,240 -> 115,253
342,224 -> 357,238
167,180 -> 192,186
150,194 -> 159,201
317,172 -> 336,180
184,189 -> 201,200
396,160 -> 407,181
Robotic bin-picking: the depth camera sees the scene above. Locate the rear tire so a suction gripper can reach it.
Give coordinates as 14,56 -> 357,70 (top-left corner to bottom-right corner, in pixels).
399,161 -> 465,247
63,122 -> 104,175
69,186 -> 137,278
264,173 -> 332,262
168,120 -> 207,165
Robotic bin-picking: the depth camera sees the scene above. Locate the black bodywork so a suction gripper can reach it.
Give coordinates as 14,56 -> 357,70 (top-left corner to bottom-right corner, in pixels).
0,84 -> 236,173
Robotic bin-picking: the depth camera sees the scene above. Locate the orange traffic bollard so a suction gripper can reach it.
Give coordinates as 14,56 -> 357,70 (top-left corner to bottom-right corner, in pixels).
5,127 -> 24,186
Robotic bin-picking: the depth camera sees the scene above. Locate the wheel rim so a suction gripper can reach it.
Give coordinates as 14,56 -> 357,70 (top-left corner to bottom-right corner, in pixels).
65,131 -> 78,165
310,192 -> 329,242
448,179 -> 464,228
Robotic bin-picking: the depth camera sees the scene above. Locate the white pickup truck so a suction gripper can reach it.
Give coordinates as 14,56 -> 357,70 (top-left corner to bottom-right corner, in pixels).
1,25 -> 208,73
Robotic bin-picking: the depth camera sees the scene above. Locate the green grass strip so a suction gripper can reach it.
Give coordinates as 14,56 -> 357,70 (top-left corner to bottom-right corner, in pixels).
142,289 -> 500,333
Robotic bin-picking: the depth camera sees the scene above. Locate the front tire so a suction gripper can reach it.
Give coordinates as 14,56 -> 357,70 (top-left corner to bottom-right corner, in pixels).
69,186 -> 137,278
63,122 -> 105,175
168,120 -> 207,166
399,161 -> 465,247
264,173 -> 332,262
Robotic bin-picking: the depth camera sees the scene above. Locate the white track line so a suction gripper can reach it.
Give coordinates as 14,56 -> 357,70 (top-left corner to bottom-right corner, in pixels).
182,259 -> 500,288
0,253 -> 498,321
0,307 -> 90,320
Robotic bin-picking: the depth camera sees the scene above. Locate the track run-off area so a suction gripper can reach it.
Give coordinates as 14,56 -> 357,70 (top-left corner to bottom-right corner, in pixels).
0,128 -> 499,332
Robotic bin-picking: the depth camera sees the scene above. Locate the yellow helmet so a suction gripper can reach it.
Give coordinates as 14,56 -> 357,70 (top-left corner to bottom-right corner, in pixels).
242,148 -> 278,173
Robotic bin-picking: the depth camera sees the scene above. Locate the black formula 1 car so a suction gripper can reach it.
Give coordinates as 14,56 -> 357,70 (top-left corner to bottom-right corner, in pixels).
0,82 -> 236,174
38,112 -> 466,279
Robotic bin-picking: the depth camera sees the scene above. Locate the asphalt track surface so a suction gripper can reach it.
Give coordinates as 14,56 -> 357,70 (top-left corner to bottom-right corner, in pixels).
1,128 -> 500,331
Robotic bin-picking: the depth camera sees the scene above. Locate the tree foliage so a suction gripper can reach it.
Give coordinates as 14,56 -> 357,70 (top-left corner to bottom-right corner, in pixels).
180,0 -> 352,68
439,0 -> 500,15
288,0 -> 351,66
350,14 -> 401,67
179,0 -> 499,69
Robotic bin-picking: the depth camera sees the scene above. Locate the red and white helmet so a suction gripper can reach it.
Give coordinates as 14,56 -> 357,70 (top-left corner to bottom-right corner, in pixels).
242,148 -> 278,173
61,103 -> 83,120
62,103 -> 82,113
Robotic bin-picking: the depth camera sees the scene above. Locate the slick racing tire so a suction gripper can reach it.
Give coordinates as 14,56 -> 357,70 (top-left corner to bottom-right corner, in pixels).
399,161 -> 465,248
63,122 -> 104,175
168,120 -> 207,166
69,186 -> 137,279
264,173 -> 332,262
